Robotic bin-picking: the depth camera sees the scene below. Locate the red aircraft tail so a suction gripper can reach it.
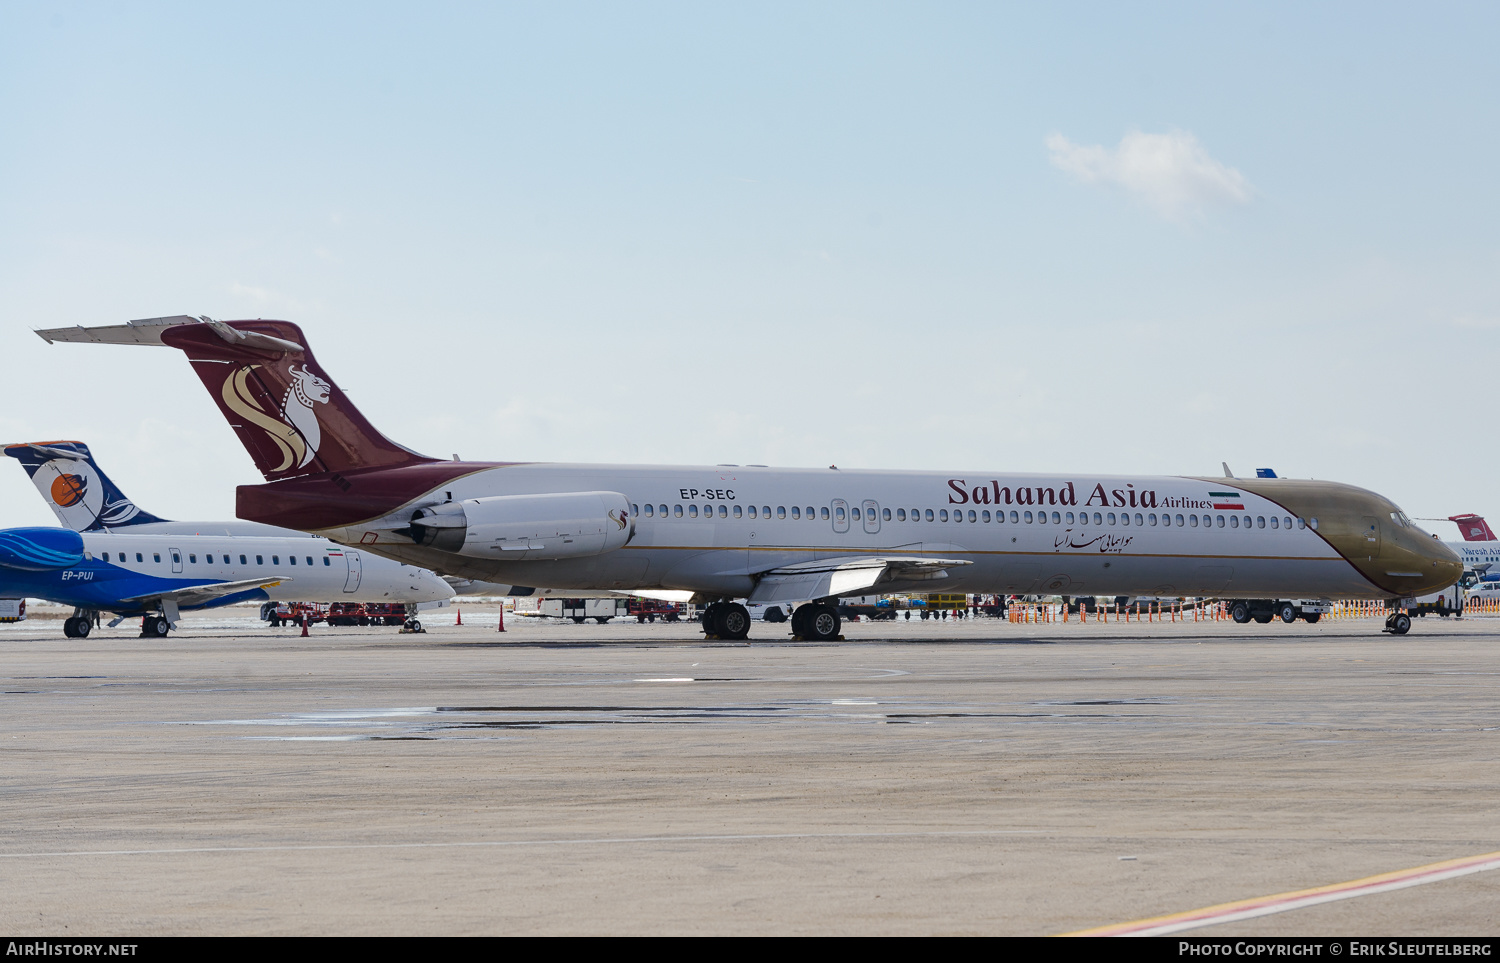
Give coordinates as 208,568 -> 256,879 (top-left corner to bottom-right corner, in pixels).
1447,514 -> 1496,542
159,320 -> 434,481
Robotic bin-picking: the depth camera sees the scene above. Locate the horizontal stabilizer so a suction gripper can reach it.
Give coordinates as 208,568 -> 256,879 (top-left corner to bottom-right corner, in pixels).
748,556 -> 970,603
117,576 -> 286,610
35,316 -> 200,346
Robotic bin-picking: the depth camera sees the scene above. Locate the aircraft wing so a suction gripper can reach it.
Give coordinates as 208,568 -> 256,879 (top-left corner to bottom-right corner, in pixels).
116,576 -> 287,610
747,556 -> 971,603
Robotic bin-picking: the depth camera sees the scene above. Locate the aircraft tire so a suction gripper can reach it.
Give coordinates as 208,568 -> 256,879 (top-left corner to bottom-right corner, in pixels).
806,604 -> 840,642
714,603 -> 751,641
1392,614 -> 1412,635
1231,602 -> 1251,624
790,604 -> 809,637
1280,604 -> 1297,623
146,616 -> 169,638
74,618 -> 91,638
63,617 -> 79,638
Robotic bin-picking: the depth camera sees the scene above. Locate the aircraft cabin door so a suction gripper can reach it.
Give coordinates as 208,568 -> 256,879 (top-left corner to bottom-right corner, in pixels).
831,499 -> 850,533
862,500 -> 881,534
343,551 -> 362,593
169,548 -> 183,574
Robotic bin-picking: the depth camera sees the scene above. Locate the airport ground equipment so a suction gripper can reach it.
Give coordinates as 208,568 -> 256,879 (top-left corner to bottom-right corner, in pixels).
1225,598 -> 1333,625
539,597 -> 629,624
0,599 -> 24,623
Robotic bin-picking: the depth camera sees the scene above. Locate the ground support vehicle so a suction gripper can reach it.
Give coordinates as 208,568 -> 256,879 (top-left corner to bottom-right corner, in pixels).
1410,583 -> 1462,618
261,601 -> 329,627
0,599 -> 24,623
540,597 -> 629,624
325,602 -> 407,626
1226,599 -> 1333,625
836,595 -> 902,621
627,598 -> 682,623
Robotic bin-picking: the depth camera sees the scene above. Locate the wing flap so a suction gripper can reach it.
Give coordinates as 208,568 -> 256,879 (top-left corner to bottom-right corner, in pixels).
117,576 -> 287,610
747,556 -> 970,603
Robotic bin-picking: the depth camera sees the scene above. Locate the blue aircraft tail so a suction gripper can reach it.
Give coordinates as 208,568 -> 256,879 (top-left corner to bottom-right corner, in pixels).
2,441 -> 167,532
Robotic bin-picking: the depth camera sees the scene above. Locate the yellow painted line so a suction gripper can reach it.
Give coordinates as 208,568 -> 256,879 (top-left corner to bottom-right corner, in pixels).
1061,849 -> 1500,936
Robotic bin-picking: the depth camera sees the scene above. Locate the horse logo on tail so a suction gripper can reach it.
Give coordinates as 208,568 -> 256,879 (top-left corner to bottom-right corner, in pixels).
220,363 -> 331,472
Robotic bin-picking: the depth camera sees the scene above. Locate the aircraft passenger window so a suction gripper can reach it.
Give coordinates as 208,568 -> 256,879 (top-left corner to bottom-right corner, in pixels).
323,557 -> 329,566
172,552 -> 181,564
1189,515 -> 1198,527
289,556 -> 296,565
718,505 -> 727,518
136,553 -> 143,562
675,505 -> 683,517
273,555 -> 280,564
849,508 -> 858,520
659,504 -> 667,516
778,506 -> 787,518
1052,512 -> 1062,524
926,509 -> 934,521
1257,516 -> 1266,528
1121,514 -> 1129,526
1310,517 -> 1318,530
1270,516 -> 1278,529
883,508 -> 891,521
762,505 -> 770,517
1285,517 -> 1293,529
968,510 -> 977,522
897,509 -> 906,521
1107,513 -> 1116,525
306,557 -> 313,565
1230,516 -> 1239,529
101,553 -> 109,562
1297,518 -> 1305,529
1217,515 -> 1225,527
256,555 -> 263,564
631,503 -> 639,515
819,507 -> 828,519
645,504 -> 654,517
1011,511 -> 1019,523
1024,511 -> 1034,523
689,505 -> 698,517
1133,513 -> 1142,526
747,506 -> 755,518
1065,512 -> 1074,525
982,511 -> 991,522
1176,514 -> 1184,526
939,509 -> 948,522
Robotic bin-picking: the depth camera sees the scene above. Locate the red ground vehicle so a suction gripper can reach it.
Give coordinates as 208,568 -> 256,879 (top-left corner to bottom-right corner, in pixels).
262,602 -> 329,627
627,598 -> 682,623
326,602 -> 408,626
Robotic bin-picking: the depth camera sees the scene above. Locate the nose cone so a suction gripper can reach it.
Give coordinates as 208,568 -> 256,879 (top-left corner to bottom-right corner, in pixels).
409,567 -> 457,603
1418,536 -> 1464,596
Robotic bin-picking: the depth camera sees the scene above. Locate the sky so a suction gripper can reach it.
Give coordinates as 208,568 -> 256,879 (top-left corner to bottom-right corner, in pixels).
1,2 -> 1496,536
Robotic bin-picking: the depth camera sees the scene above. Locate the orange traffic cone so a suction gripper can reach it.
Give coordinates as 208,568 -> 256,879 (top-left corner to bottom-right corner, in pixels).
455,607 -> 463,626
300,615 -> 309,638
497,604 -> 505,633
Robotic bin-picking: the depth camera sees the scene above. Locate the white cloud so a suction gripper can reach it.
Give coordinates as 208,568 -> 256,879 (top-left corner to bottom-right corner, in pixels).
1047,129 -> 1251,220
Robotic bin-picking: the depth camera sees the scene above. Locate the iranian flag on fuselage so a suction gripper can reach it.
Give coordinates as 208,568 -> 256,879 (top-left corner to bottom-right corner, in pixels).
1210,491 -> 1245,510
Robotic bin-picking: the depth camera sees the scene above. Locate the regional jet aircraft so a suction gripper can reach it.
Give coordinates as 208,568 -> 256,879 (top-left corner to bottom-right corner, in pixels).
0,439 -> 453,636
38,317 -> 1462,639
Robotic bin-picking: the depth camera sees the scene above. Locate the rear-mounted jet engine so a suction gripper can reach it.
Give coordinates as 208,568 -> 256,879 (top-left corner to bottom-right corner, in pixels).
397,491 -> 633,561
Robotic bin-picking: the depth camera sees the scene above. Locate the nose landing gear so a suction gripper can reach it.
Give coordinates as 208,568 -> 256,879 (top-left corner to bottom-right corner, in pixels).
1384,612 -> 1412,635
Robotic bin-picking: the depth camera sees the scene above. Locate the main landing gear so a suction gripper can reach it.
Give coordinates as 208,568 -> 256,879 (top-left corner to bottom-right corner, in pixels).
139,615 -> 170,638
63,610 -> 95,638
791,602 -> 841,642
1384,612 -> 1412,635
700,601 -> 752,641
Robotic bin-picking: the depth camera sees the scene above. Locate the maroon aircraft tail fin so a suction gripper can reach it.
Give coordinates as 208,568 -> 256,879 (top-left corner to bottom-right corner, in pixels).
159,320 -> 435,481
1447,514 -> 1497,542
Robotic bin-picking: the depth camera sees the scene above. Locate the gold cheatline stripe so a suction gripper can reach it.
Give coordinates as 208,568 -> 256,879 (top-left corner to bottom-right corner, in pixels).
1060,848 -> 1500,937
